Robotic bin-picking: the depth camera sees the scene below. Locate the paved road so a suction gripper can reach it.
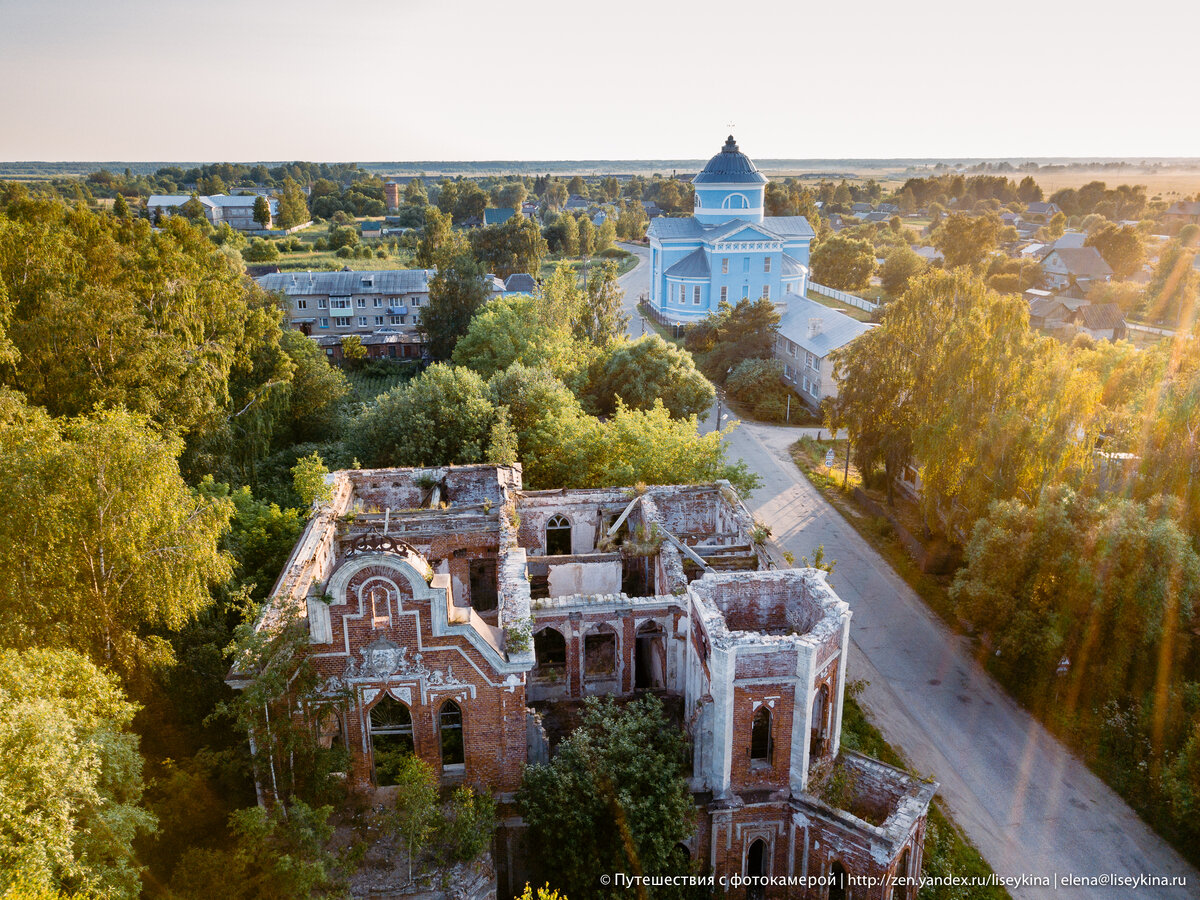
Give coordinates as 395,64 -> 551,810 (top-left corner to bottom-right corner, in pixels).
719,416 -> 1198,899
615,239 -> 1197,896
616,241 -> 650,338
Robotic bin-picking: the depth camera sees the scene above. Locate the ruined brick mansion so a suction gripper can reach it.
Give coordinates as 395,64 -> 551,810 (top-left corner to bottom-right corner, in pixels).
229,464 -> 935,899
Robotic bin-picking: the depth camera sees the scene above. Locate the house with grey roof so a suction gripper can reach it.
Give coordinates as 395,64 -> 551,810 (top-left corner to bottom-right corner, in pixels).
1026,201 -> 1062,220
483,208 -> 517,226
1041,246 -> 1112,290
773,295 -> 873,408
256,269 -> 434,350
504,273 -> 537,294
1071,303 -> 1127,341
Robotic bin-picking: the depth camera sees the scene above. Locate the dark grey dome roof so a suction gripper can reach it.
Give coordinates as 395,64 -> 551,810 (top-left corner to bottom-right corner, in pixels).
693,135 -> 767,185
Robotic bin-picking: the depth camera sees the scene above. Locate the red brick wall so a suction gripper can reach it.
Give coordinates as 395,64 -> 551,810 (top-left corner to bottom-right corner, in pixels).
308,559 -> 527,795
729,685 -> 796,791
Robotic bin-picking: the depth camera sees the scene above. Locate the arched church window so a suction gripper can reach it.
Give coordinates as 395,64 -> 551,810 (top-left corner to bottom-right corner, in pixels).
750,706 -> 772,764
370,696 -> 414,786
810,684 -> 830,757
545,515 -> 572,555
439,700 -> 465,767
534,627 -> 567,675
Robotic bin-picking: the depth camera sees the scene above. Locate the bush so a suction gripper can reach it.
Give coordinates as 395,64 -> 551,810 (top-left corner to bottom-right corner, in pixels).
244,238 -> 279,262
312,237 -> 328,251
438,786 -> 496,864
726,358 -> 784,403
335,245 -> 354,259
328,224 -> 359,250
598,247 -> 630,259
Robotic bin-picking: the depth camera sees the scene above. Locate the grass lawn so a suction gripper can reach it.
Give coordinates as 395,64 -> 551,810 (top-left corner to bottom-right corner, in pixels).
539,250 -> 639,281
805,289 -> 877,323
261,219 -> 417,272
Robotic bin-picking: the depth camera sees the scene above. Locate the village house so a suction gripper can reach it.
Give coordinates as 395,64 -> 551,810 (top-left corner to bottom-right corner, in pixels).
773,296 -> 873,408
1163,200 -> 1200,226
1040,245 -> 1112,291
228,465 -> 936,899
483,208 -> 516,226
1025,200 -> 1062,220
1071,302 -> 1127,341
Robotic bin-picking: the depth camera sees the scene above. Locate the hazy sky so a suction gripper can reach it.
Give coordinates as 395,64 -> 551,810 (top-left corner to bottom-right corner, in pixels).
2,0 -> 1198,161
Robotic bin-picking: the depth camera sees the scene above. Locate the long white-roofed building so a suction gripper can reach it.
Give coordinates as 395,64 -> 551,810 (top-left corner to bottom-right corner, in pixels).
647,136 -> 814,324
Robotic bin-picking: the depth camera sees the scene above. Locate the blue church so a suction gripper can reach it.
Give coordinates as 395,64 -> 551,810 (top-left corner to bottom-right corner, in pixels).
647,136 -> 813,323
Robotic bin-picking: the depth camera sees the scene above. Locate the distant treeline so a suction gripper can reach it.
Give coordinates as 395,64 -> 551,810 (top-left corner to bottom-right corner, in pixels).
6,157 -> 1200,182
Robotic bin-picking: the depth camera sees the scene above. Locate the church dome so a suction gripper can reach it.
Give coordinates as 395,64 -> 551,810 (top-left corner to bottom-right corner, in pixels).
693,136 -> 768,185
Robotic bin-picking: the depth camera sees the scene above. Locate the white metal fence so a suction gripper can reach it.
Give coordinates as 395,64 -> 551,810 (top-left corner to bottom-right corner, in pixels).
809,281 -> 879,312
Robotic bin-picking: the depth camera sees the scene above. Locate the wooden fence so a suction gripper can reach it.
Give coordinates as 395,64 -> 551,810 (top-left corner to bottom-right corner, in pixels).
809,281 -> 879,312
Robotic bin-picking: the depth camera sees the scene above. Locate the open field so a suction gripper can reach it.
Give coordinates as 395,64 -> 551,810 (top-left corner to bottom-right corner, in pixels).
1001,168 -> 1200,199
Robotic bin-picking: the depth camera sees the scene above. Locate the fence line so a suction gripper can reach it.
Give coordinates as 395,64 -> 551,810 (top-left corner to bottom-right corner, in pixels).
1126,321 -> 1185,338
809,281 -> 878,312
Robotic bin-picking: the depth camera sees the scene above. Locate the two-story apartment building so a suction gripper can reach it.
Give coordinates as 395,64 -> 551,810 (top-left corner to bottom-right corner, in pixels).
773,296 -> 873,408
148,193 -> 278,231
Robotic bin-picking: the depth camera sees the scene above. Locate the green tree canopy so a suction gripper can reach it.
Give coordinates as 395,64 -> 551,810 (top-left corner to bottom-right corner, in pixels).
879,244 -> 928,298
0,205 -> 288,440
252,195 -> 271,228
684,297 -> 780,383
345,363 -> 494,468
275,177 -> 309,230
516,696 -> 695,899
586,335 -> 714,420
1086,223 -> 1146,280
932,213 -> 1001,269
951,488 -> 1199,725
419,253 -> 488,359
810,234 -> 876,290
469,213 -> 548,280
0,648 -> 155,899
450,294 -> 583,382
0,394 -> 233,677
832,269 -> 1097,524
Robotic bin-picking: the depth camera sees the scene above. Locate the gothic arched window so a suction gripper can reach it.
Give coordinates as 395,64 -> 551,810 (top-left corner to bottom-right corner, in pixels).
750,706 -> 772,763
545,514 -> 572,556
439,699 -> 465,767
370,696 -> 414,786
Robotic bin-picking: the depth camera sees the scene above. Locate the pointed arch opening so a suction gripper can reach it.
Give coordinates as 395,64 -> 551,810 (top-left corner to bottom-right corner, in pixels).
750,706 -> 773,766
545,514 -> 572,556
369,696 -> 414,786
811,683 -> 830,758
439,699 -> 465,768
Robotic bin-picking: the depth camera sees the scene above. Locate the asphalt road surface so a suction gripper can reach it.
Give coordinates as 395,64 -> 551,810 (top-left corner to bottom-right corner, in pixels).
614,247 -> 1198,897
721,418 -> 1198,899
